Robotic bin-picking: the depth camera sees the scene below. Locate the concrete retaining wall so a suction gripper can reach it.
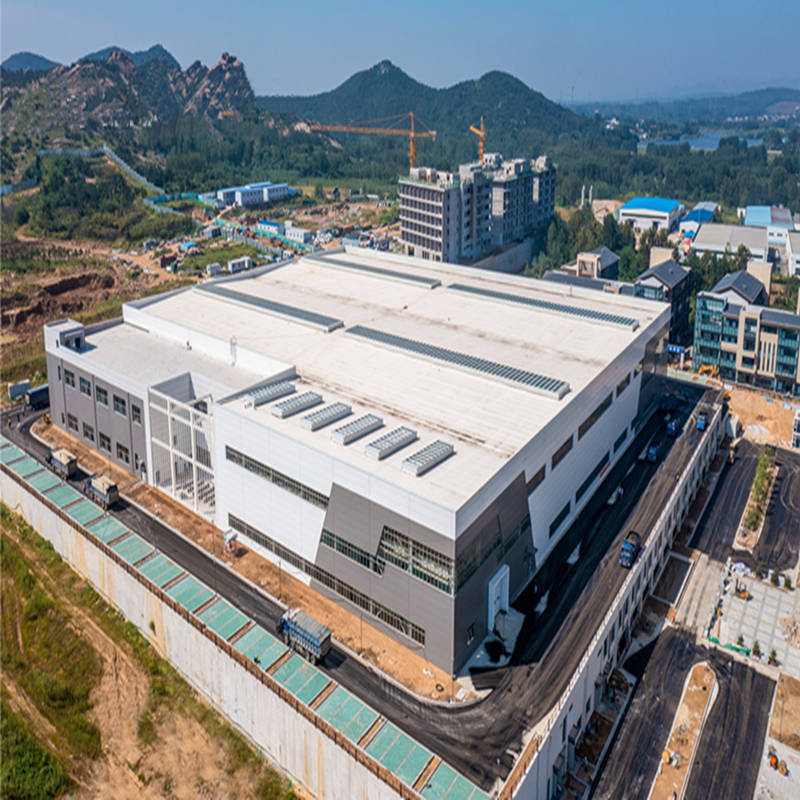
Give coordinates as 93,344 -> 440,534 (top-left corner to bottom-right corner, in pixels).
0,470 -> 405,800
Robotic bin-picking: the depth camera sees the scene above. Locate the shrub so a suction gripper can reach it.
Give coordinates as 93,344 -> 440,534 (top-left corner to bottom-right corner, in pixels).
752,641 -> 761,658
771,571 -> 780,586
785,576 -> 792,590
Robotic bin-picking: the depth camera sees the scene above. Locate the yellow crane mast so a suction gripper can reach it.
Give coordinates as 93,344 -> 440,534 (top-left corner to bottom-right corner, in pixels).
469,116 -> 486,161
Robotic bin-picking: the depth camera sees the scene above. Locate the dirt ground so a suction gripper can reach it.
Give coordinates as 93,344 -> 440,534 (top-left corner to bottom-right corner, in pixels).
727,386 -> 798,447
650,661 -> 716,800
33,419 -> 468,703
2,522 -> 297,800
770,674 -> 800,751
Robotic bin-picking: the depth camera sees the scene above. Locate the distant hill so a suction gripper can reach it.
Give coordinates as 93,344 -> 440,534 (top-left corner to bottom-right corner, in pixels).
2,51 -> 60,72
82,44 -> 181,71
258,60 -> 587,157
576,87 -> 800,122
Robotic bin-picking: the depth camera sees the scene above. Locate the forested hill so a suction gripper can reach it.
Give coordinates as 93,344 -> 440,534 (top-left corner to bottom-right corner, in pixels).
257,60 -> 588,156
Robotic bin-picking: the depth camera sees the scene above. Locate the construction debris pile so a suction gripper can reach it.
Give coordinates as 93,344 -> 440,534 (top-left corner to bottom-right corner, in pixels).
780,614 -> 800,647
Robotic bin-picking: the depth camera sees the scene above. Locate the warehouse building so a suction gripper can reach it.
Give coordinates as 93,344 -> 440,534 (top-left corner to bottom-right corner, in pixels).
618,197 -> 683,233
43,248 -> 670,673
691,222 -> 769,262
743,205 -> 794,246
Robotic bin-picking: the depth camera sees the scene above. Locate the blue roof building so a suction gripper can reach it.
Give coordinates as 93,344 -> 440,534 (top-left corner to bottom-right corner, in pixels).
619,197 -> 684,233
679,205 -> 716,238
744,205 -> 794,246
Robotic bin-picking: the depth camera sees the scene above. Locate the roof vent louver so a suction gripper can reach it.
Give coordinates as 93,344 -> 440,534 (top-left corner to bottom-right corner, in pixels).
271,391 -> 323,418
331,414 -> 384,445
365,427 -> 418,460
300,402 -> 352,431
244,380 -> 296,408
401,441 -> 454,476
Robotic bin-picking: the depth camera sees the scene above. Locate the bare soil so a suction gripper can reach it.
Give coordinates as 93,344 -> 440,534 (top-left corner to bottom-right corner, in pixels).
770,674 -> 800,751
650,661 -> 716,800
3,516 -> 297,800
728,386 -> 798,447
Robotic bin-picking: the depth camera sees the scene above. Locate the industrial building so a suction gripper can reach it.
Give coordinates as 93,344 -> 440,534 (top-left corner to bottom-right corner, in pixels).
618,197 -> 684,233
743,205 -> 795,246
679,201 -> 717,239
691,222 -> 769,262
398,154 -> 554,264
787,231 -> 800,276
43,248 -> 670,674
693,269 -> 800,396
216,181 -> 290,208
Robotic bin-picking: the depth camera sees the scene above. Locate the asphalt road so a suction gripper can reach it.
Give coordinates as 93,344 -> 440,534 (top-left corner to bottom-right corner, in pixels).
691,441 -> 800,573
1,382 -> 715,789
592,628 -> 774,800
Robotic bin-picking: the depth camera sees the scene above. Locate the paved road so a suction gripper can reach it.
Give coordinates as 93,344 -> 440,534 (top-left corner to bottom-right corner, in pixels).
592,628 -> 774,800
1,382 -> 715,789
692,442 -> 800,573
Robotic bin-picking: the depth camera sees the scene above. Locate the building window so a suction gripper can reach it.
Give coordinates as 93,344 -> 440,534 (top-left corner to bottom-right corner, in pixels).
131,404 -> 142,425
79,377 -> 91,396
64,369 -> 75,388
82,422 -> 94,442
526,465 -> 545,495
552,435 -> 573,470
549,501 -> 571,538
99,432 -> 111,453
66,413 -> 78,432
57,366 -> 61,381
225,445 -> 328,509
614,428 -> 627,453
229,514 -> 425,645
96,386 -> 108,406
116,443 -> 130,464
579,393 -> 612,439
321,529 -> 383,574
377,525 -> 455,595
113,395 -> 127,416
616,373 -> 631,397
576,452 -> 610,502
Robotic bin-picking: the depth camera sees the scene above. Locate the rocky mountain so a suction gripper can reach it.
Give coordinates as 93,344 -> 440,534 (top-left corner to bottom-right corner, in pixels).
2,51 -> 61,72
258,60 -> 586,143
82,44 -> 181,71
0,51 -> 257,134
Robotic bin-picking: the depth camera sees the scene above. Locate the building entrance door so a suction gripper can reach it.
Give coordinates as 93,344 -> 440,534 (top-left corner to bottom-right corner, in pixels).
487,564 -> 510,635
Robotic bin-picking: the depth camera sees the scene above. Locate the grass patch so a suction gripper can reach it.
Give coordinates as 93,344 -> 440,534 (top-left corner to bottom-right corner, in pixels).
0,697 -> 72,800
743,447 -> 775,532
1,505 -> 296,798
0,535 -> 102,759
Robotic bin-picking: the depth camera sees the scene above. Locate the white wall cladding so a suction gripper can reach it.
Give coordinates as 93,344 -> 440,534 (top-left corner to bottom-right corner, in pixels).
0,471 -> 404,800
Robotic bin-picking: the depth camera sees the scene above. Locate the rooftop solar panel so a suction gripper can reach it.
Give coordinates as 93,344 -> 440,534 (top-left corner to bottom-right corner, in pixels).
331,414 -> 384,445
300,402 -> 352,431
306,255 -> 441,289
447,282 -> 639,329
346,325 -> 570,399
271,391 -> 323,418
365,427 -> 418,460
195,282 -> 344,332
401,441 -> 454,476
245,381 -> 296,408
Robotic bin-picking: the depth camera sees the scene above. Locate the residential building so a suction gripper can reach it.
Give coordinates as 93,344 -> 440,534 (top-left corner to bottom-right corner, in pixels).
743,205 -> 794,246
787,231 -> 800,276
42,247 -> 670,673
707,270 -> 769,306
693,292 -> 800,396
457,163 -> 493,260
691,223 -> 769,262
619,197 -> 684,233
634,259 -> 692,345
488,158 -> 534,247
532,155 -> 555,229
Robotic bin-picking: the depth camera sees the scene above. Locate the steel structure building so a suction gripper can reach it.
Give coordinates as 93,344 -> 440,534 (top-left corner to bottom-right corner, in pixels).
44,248 -> 670,674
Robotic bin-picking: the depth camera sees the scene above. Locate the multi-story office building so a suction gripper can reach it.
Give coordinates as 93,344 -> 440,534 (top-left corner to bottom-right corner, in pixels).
44,247 -> 669,674
694,279 -> 800,396
399,154 -> 555,264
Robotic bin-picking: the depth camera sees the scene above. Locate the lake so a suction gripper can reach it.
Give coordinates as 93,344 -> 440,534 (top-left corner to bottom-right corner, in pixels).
639,131 -> 763,150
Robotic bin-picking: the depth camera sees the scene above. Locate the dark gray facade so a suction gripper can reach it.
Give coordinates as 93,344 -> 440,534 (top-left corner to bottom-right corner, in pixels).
47,351 -> 147,476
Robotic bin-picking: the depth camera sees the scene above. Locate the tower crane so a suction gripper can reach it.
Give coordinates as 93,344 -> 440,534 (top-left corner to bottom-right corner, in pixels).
309,112 -> 436,168
469,116 -> 486,162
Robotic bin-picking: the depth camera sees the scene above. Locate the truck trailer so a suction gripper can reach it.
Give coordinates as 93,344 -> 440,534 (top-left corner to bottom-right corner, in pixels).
277,608 -> 331,664
619,531 -> 641,569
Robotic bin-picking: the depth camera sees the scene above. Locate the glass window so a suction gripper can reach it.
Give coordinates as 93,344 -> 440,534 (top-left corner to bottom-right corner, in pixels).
549,501 -> 571,538
96,386 -> 108,406
552,435 -> 573,470
131,404 -> 142,425
99,432 -> 111,452
64,369 -> 75,388
113,395 -> 127,416
616,373 -> 631,397
526,464 -> 545,495
579,393 -> 612,439
116,443 -> 130,464
82,422 -> 94,442
79,377 -> 91,396
66,413 -> 78,432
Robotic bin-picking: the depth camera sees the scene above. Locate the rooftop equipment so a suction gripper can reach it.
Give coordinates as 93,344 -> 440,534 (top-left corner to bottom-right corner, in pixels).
271,391 -> 323,419
401,440 -> 454,476
365,427 -> 418,460
300,402 -> 352,431
331,414 -> 384,445
244,381 -> 296,408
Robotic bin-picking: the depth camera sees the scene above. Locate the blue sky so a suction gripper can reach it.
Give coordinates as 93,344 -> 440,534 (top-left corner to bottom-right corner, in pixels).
3,0 -> 799,102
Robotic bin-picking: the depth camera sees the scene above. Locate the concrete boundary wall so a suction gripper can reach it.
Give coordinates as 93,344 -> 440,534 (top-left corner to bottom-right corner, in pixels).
0,467 -> 409,800
501,402 -> 726,799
